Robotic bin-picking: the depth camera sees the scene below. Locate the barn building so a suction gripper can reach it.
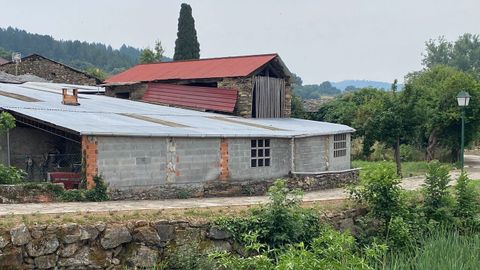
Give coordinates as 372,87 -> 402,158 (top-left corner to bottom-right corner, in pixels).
0,54 -> 101,85
104,54 -> 293,118
0,82 -> 356,199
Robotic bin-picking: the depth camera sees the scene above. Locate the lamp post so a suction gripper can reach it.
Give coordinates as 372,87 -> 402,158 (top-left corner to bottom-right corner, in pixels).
457,91 -> 471,172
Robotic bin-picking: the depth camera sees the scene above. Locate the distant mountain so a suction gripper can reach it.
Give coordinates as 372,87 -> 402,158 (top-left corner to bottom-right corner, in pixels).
0,27 -> 144,74
332,80 -> 403,91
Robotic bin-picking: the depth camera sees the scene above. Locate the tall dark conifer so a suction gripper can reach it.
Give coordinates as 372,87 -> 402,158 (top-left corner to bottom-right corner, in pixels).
173,3 -> 200,61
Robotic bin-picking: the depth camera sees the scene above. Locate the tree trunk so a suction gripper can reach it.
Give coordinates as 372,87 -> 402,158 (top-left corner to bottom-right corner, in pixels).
426,129 -> 437,162
394,137 -> 402,177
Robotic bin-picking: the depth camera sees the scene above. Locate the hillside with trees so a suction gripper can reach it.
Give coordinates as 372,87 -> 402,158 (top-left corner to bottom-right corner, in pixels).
0,27 -> 142,74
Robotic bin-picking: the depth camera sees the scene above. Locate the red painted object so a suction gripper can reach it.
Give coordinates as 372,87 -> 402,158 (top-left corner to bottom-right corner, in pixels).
105,54 -> 277,83
48,172 -> 82,190
143,83 -> 237,113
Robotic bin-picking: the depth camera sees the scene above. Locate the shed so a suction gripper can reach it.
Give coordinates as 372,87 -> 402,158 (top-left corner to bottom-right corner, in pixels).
0,82 -> 356,199
104,54 -> 292,118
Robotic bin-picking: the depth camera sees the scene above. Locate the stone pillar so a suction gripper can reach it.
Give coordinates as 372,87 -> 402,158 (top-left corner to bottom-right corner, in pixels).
284,84 -> 292,117
82,136 -> 98,189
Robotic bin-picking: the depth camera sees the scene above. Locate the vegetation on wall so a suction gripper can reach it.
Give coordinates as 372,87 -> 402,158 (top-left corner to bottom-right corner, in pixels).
173,3 -> 201,61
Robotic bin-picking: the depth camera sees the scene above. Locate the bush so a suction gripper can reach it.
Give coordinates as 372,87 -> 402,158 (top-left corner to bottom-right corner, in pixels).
160,242 -> 215,270
60,189 -> 86,202
350,163 -> 405,234
55,175 -> 108,202
211,227 -> 383,270
422,161 -> 454,224
215,179 -> 321,249
0,164 -> 26,184
454,172 -> 479,229
84,175 -> 109,201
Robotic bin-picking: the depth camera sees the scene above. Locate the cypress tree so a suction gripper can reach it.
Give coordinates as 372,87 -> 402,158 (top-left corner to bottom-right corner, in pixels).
173,3 -> 200,61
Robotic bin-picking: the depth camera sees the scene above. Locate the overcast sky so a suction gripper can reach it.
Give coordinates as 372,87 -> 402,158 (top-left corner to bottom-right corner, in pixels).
0,0 -> 479,84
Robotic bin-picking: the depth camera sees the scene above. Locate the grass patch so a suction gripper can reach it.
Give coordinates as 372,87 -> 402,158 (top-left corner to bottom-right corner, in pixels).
386,231 -> 480,270
352,160 -> 453,178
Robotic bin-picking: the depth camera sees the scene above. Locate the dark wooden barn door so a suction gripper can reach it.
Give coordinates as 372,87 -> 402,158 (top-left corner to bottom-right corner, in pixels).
252,76 -> 285,118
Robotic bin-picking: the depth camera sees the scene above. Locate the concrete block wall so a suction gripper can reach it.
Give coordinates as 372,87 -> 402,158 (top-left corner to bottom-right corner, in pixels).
96,137 -> 221,189
227,138 -> 291,181
294,136 -> 329,172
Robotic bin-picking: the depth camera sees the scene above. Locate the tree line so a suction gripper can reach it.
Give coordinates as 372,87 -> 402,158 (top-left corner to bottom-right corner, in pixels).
0,27 -> 141,74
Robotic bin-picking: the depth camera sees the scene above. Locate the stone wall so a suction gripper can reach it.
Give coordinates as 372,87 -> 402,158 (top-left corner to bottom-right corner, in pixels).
218,77 -> 253,117
109,169 -> 359,200
0,208 -> 366,269
104,83 -> 148,100
0,55 -> 99,85
0,183 -> 63,204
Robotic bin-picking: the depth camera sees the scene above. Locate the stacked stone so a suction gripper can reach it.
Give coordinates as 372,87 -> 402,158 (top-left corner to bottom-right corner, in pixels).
0,221 -> 233,269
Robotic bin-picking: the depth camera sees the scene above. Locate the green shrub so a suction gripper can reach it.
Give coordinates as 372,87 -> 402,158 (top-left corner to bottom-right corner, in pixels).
0,164 -> 26,184
60,189 -> 86,202
84,175 -> 109,202
422,161 -> 454,224
454,172 -> 479,229
350,163 -> 405,234
216,179 -> 321,249
211,228 -> 383,270
160,242 -> 215,270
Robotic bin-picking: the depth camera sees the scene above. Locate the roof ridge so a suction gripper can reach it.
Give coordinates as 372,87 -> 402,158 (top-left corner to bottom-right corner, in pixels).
135,53 -> 278,66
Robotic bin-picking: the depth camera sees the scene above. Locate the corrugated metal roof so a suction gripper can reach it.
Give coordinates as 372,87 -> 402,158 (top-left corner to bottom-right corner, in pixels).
142,83 -> 237,113
0,82 -> 354,138
105,54 -> 278,83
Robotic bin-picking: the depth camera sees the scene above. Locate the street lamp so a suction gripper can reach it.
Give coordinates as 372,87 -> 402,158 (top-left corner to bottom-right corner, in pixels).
457,90 -> 471,171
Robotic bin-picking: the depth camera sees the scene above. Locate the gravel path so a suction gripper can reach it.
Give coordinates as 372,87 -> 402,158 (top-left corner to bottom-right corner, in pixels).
1,155 -> 479,216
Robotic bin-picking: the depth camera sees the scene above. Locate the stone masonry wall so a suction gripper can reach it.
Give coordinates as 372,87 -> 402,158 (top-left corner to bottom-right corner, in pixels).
218,77 -> 253,117
0,208 -> 366,269
0,55 -> 99,85
104,83 -> 148,100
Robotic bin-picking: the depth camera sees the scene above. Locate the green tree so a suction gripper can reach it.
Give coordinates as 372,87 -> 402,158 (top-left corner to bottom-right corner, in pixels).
173,3 -> 200,61
423,33 -> 480,79
0,112 -> 15,132
139,48 -> 157,64
140,40 -> 165,64
0,47 -> 11,60
404,65 -> 480,161
84,67 -> 107,81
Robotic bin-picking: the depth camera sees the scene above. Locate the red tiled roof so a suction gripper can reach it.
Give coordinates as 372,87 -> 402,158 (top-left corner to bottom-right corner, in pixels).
142,83 -> 238,113
0,57 -> 8,65
105,54 -> 278,83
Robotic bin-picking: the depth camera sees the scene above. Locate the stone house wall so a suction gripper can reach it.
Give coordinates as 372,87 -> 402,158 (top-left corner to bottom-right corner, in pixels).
0,55 -> 99,85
